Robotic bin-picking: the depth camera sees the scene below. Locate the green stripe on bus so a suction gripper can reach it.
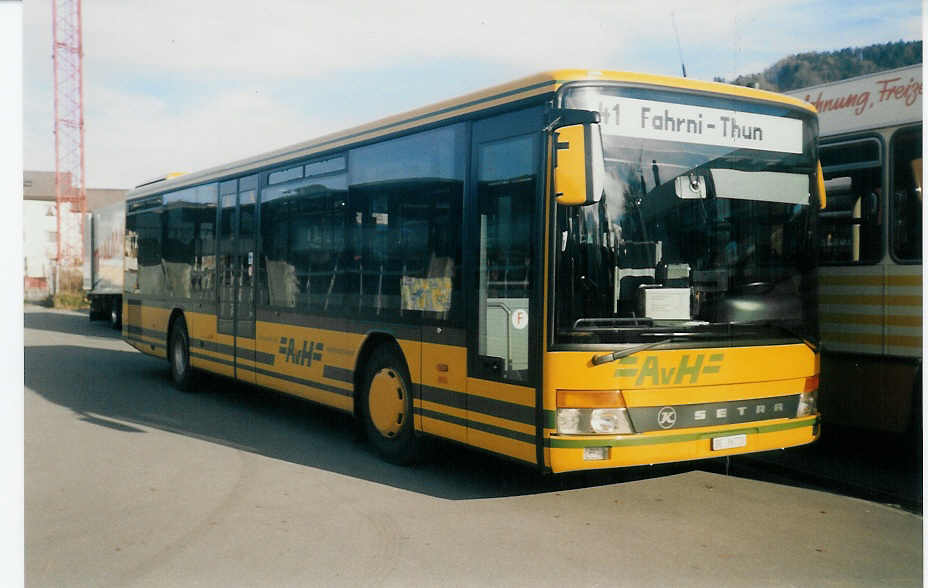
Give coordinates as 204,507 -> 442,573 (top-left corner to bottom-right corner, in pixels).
544,410 -> 556,429
546,417 -> 817,448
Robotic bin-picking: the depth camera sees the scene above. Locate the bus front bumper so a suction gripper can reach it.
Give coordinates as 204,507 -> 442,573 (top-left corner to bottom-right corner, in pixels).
546,415 -> 819,473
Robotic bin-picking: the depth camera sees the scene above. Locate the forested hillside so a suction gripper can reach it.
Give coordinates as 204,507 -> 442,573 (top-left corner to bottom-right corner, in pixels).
714,40 -> 922,91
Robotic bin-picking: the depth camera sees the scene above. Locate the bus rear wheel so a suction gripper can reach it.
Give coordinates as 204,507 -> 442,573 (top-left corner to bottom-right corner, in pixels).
169,317 -> 194,392
361,346 -> 417,465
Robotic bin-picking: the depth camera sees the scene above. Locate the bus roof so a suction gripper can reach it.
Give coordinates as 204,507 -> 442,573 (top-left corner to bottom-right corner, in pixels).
127,69 -> 816,200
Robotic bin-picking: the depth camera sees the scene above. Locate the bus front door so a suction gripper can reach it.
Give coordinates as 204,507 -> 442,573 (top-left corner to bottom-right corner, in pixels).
466,107 -> 543,465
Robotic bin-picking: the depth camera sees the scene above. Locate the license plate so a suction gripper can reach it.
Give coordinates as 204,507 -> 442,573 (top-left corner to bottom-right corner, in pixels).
712,434 -> 747,451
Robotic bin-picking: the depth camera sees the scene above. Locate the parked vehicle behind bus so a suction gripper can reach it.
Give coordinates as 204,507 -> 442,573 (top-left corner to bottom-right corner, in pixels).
83,200 -> 125,329
787,64 -> 922,438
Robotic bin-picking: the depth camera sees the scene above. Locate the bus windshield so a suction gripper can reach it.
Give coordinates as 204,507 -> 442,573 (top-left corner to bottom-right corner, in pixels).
553,85 -> 819,346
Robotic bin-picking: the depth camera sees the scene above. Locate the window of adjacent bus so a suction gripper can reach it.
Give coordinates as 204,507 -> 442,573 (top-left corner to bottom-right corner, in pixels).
890,127 -> 922,262
477,134 -> 537,381
818,138 -> 883,264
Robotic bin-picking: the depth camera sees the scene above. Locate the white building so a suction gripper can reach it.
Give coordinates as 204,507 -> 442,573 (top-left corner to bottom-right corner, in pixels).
23,171 -> 126,301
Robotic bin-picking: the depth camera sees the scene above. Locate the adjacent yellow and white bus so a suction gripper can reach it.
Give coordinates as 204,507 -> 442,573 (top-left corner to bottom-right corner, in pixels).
123,70 -> 822,473
788,64 -> 922,436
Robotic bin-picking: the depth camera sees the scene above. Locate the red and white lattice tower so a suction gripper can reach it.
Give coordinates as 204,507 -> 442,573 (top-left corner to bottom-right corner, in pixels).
52,0 -> 85,287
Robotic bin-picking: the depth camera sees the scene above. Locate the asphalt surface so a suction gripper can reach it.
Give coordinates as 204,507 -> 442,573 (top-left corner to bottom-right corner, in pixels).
25,305 -> 924,587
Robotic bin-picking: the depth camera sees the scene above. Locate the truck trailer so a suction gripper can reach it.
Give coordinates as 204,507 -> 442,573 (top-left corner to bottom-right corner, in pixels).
83,201 -> 125,329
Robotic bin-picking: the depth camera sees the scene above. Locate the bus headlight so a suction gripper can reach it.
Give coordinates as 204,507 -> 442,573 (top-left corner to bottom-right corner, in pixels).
556,390 -> 636,435
796,375 -> 819,417
590,408 -> 634,434
797,391 -> 817,417
556,407 -> 635,435
557,408 -> 583,433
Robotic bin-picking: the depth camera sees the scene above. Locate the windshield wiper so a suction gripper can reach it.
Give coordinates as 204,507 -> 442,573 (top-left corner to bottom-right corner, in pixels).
591,338 -> 673,365
573,317 -> 654,330
726,320 -> 819,353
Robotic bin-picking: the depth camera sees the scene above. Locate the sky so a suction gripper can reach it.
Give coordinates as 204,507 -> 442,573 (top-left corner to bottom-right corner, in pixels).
22,0 -> 923,190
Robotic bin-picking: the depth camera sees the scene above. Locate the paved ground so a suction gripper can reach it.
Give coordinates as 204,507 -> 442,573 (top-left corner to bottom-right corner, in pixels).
24,306 -> 923,587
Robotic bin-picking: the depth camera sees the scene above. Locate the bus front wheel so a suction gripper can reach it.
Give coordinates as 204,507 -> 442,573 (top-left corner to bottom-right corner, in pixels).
361,346 -> 417,465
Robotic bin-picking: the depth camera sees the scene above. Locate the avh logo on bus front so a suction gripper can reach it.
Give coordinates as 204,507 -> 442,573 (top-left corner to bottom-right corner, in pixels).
614,353 -> 724,385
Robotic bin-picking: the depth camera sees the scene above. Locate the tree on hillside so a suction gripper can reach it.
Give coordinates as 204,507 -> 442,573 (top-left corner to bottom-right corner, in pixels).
716,40 -> 922,92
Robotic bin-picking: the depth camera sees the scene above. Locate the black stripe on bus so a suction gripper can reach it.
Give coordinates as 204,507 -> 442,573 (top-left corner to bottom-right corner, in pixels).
241,364 -> 354,397
420,384 -> 465,410
126,334 -> 165,350
415,408 -> 535,446
123,296 -> 218,314
241,347 -> 276,365
190,338 -> 276,366
190,350 -> 234,368
420,385 -> 535,426
322,365 -> 354,383
127,324 -> 164,340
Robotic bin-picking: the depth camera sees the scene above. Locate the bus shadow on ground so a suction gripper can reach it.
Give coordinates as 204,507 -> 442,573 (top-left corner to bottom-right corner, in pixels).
24,335 -> 706,500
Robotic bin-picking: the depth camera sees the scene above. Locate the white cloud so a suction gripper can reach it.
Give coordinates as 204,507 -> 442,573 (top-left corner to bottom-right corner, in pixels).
23,0 -> 922,187
28,0 -> 849,78
83,82 -> 352,188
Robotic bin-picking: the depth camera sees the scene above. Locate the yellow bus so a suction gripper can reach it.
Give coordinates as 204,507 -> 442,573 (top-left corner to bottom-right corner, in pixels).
788,65 -> 922,438
123,70 -> 823,473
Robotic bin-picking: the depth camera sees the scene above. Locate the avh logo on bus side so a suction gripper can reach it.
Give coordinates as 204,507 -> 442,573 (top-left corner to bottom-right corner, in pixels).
614,353 -> 724,385
278,337 -> 323,368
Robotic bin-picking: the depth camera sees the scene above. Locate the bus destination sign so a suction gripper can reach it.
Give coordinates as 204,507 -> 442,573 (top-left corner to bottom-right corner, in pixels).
597,96 -> 804,154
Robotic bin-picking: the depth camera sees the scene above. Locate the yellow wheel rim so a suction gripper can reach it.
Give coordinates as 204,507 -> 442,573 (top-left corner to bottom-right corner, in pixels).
368,368 -> 407,438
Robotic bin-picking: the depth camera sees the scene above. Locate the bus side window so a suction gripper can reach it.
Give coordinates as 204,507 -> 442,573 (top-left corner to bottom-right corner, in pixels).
348,124 -> 465,322
890,127 -> 922,262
